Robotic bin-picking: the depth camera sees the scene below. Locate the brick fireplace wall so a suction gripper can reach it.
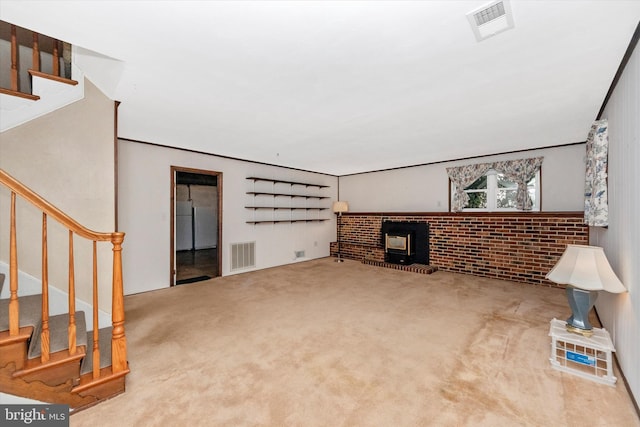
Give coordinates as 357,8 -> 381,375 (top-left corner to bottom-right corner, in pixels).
330,212 -> 588,286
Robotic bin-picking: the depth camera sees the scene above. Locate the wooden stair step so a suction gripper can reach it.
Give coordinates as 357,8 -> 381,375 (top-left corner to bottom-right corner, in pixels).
73,364 -> 129,397
28,70 -> 78,86
0,327 -> 34,370
0,87 -> 40,100
28,311 -> 87,359
0,358 -> 103,410
0,294 -> 42,333
80,327 -> 113,375
13,347 -> 85,385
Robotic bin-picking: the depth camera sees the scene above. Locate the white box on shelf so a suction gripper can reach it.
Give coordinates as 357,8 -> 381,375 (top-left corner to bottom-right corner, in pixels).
549,318 -> 616,386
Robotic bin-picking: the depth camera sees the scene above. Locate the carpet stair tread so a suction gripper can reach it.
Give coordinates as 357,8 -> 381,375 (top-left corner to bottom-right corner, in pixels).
28,311 -> 87,359
80,326 -> 113,375
0,294 -> 43,333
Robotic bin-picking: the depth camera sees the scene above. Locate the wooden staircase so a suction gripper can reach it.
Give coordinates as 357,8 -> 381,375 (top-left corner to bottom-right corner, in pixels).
0,169 -> 129,410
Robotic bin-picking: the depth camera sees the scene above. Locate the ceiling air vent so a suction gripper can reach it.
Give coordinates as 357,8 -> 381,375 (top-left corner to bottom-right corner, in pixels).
467,0 -> 514,42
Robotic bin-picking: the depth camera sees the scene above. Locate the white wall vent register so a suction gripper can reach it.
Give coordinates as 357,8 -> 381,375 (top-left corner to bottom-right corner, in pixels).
231,242 -> 256,271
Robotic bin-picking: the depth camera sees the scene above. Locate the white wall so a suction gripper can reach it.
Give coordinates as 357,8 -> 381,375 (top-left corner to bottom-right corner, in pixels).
591,38 -> 640,407
340,144 -> 585,212
117,140 -> 337,295
0,79 -> 115,312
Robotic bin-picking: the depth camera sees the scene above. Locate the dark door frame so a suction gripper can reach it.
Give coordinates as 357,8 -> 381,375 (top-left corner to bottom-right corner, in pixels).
170,166 -> 222,286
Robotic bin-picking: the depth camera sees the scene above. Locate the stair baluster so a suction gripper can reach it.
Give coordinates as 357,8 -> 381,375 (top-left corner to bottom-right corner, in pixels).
92,241 -> 100,379
52,39 -> 60,77
9,191 -> 19,335
10,24 -> 18,92
40,213 -> 50,362
68,230 -> 77,355
32,32 -> 40,72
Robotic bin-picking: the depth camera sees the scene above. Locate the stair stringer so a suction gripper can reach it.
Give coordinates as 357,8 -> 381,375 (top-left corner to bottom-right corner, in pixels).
0,358 -> 118,410
0,328 -> 127,410
0,63 -> 85,132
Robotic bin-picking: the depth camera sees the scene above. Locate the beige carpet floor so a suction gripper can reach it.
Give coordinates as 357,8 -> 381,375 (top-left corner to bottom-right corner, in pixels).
71,258 -> 639,426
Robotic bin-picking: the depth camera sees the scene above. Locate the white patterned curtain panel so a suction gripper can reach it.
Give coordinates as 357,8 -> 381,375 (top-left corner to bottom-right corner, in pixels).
493,157 -> 544,211
447,157 -> 544,212
446,162 -> 494,212
584,119 -> 609,227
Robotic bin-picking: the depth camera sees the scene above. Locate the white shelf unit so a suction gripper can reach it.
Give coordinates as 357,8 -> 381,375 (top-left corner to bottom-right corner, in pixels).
549,318 -> 617,386
245,177 -> 331,224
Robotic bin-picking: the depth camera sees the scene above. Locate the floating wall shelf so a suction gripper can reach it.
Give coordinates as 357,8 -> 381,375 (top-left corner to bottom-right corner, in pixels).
245,207 -> 329,210
246,177 -> 329,188
246,191 -> 329,199
246,177 -> 331,224
246,219 -> 329,224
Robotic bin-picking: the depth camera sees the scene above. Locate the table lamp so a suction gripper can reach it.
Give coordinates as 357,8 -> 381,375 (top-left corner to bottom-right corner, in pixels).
546,244 -> 626,337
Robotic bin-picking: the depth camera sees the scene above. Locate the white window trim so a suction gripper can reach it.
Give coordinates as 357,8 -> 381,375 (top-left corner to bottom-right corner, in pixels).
452,169 -> 540,212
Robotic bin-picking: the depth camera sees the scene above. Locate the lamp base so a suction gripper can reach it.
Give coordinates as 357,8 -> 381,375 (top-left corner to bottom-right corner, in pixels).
565,286 -> 599,337
335,255 -> 344,263
565,324 -> 594,338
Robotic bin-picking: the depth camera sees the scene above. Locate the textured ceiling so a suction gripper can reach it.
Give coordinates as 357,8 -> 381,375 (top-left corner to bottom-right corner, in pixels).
2,1 -> 640,175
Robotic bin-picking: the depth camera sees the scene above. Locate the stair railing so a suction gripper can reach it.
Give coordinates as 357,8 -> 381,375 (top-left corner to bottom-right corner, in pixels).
1,21 -> 71,99
0,169 -> 127,378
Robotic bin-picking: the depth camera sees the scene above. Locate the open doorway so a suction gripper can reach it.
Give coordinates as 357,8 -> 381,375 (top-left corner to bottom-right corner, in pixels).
170,166 -> 222,286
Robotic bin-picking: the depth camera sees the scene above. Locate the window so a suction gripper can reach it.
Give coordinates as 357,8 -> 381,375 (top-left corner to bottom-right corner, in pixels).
447,157 -> 543,212
453,170 -> 540,211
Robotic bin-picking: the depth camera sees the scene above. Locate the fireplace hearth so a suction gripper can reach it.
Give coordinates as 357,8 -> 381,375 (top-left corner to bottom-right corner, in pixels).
381,221 -> 429,265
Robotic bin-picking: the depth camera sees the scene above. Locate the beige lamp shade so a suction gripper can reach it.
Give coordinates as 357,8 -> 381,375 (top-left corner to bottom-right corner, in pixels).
332,201 -> 349,213
546,244 -> 626,293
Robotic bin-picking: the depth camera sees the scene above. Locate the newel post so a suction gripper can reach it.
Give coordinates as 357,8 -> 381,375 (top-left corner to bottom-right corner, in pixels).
110,232 -> 127,372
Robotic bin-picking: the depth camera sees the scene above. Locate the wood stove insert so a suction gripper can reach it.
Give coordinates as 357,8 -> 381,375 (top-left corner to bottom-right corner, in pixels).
381,221 -> 430,265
